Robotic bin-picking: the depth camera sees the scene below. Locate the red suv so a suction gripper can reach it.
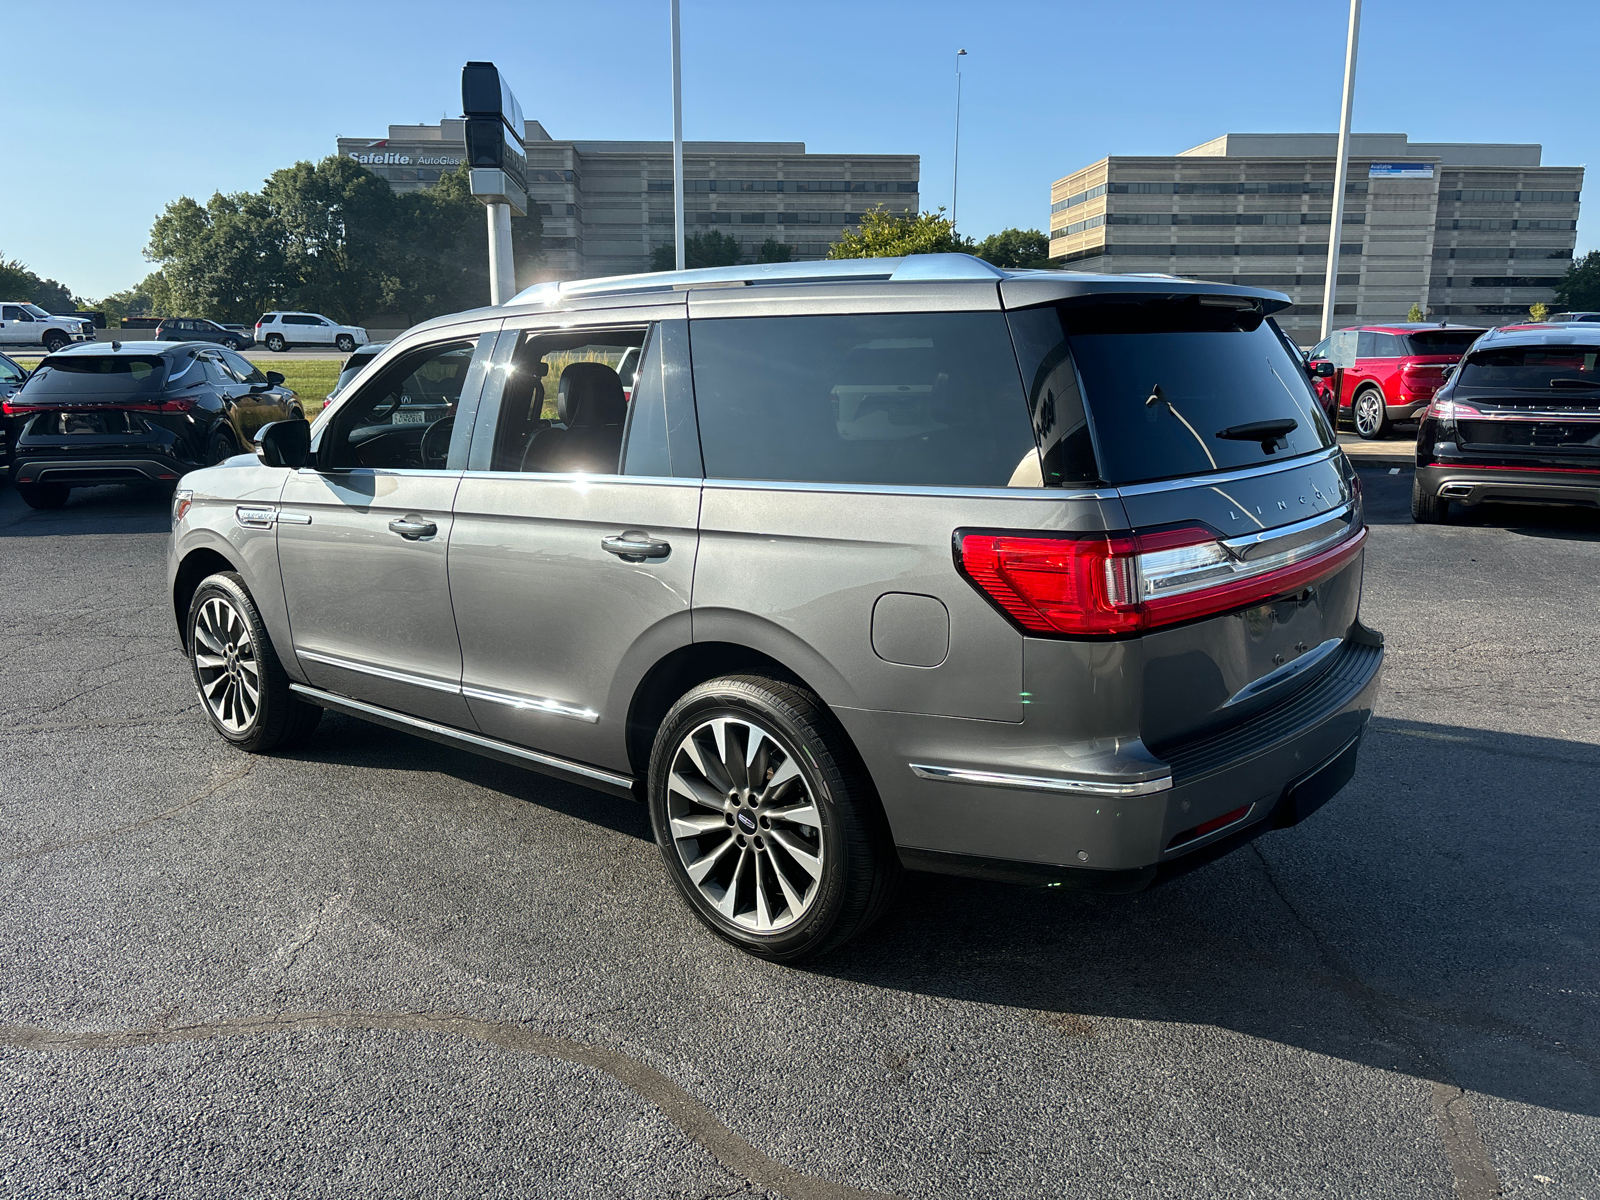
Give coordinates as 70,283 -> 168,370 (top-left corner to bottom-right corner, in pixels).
1307,323 -> 1485,439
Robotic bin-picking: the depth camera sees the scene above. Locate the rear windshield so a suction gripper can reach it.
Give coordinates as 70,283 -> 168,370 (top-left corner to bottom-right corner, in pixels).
689,312 -> 1040,487
1404,330 -> 1482,356
1458,345 -> 1600,392
1008,299 -> 1334,485
25,355 -> 168,393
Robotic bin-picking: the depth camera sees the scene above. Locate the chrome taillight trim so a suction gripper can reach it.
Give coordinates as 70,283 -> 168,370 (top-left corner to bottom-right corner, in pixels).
1138,502 -> 1357,603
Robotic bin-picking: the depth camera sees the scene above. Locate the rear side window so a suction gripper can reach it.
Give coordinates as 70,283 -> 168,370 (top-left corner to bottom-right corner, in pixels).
689,312 -> 1039,487
1008,297 -> 1333,486
1403,330 -> 1481,356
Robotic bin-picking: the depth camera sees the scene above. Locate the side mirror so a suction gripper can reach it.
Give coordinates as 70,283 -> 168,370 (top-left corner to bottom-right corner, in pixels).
256,418 -> 310,469
1313,361 -> 1336,378
266,370 -> 285,386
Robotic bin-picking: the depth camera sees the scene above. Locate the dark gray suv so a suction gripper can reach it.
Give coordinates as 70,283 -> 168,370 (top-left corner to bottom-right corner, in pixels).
168,254 -> 1383,961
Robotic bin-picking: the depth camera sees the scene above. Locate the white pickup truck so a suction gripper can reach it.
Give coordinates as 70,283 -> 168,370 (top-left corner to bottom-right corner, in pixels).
0,303 -> 95,353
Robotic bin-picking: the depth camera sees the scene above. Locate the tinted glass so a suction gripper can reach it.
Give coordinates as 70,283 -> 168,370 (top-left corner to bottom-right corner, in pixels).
24,355 -> 168,393
1459,346 -> 1600,392
690,312 -> 1039,487
328,339 -> 482,469
198,355 -> 231,385
1356,331 -> 1380,358
621,327 -> 670,477
222,351 -> 267,384
483,335 -> 643,474
0,357 -> 27,384
1403,330 -> 1481,356
1006,307 -> 1099,486
1045,299 -> 1333,485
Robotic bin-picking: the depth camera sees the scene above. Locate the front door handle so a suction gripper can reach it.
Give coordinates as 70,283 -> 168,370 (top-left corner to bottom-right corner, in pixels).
601,530 -> 670,561
388,514 -> 438,540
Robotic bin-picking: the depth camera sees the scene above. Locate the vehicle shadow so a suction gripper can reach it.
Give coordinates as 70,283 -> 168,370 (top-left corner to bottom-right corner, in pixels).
808,715 -> 1600,1119
0,481 -> 172,537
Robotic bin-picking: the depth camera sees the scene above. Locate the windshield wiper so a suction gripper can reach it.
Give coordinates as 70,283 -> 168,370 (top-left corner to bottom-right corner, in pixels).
1216,418 -> 1297,454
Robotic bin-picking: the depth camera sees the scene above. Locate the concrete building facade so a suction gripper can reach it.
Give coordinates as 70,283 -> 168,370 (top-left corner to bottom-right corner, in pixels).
1048,133 -> 1583,342
338,121 -> 919,281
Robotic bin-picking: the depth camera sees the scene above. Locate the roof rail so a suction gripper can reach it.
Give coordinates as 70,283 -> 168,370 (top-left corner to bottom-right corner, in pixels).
506,252 -> 1006,307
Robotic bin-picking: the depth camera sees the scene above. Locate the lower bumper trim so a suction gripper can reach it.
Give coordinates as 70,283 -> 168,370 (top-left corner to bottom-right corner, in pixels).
908,762 -> 1172,798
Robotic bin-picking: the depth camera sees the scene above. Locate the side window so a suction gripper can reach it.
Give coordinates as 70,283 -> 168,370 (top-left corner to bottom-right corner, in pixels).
198,353 -> 231,385
689,312 -> 1039,488
222,351 -> 266,384
0,306 -> 18,321
1006,306 -> 1095,486
322,337 -> 490,471
1308,338 -> 1330,360
1356,331 -> 1379,359
1376,333 -> 1407,357
621,326 -> 670,477
481,329 -> 646,475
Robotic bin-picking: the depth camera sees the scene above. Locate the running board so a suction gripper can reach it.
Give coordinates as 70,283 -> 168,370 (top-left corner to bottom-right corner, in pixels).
288,683 -> 637,799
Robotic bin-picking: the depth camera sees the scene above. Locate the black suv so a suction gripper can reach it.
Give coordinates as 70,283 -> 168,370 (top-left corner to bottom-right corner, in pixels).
5,341 -> 300,509
155,318 -> 255,351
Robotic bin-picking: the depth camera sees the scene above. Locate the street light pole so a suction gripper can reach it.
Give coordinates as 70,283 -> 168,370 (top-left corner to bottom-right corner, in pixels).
1321,0 -> 1361,341
671,0 -> 685,271
951,48 -> 967,227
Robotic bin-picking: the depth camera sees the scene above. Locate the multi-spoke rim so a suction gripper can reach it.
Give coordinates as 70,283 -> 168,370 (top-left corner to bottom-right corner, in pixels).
1355,391 -> 1383,436
192,596 -> 261,734
665,716 -> 825,934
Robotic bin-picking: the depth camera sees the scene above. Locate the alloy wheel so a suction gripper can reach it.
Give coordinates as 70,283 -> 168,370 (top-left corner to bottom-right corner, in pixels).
665,716 -> 825,933
192,596 -> 260,734
1354,391 -> 1383,437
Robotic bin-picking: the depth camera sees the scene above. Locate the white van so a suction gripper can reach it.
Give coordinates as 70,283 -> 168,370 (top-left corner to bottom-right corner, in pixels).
255,312 -> 369,353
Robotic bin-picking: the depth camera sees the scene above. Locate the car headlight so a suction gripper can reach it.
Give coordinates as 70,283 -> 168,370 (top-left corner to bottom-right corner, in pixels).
172,488 -> 194,526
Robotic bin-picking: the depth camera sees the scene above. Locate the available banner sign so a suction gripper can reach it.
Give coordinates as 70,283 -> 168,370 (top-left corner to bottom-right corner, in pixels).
1368,163 -> 1435,178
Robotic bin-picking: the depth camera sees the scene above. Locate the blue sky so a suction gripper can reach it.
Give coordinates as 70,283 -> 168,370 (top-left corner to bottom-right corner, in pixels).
4,0 -> 1594,300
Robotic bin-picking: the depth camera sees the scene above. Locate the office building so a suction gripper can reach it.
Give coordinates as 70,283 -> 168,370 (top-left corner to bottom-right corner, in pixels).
339,120 -> 919,281
1048,133 -> 1583,340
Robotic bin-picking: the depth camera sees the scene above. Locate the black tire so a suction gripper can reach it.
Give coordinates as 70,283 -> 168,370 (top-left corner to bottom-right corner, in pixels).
648,675 -> 900,962
42,331 -> 68,354
208,426 -> 240,465
1411,478 -> 1451,524
335,334 -> 355,353
265,334 -> 286,352
1353,387 -> 1391,440
17,482 -> 70,509
222,336 -> 240,350
187,571 -> 322,753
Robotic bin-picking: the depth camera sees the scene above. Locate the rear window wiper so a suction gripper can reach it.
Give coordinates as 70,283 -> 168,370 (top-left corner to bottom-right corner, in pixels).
1549,378 -> 1600,389
1216,418 -> 1297,453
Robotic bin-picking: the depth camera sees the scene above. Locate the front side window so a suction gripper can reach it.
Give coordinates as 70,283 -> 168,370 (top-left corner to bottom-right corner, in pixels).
1010,296 -> 1334,486
322,336 -> 490,470
0,358 -> 24,385
222,351 -> 267,385
689,312 -> 1039,488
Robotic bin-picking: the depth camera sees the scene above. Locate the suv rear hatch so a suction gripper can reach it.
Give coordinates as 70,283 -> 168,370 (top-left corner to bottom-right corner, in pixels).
994,284 -> 1365,751
1446,342 -> 1600,465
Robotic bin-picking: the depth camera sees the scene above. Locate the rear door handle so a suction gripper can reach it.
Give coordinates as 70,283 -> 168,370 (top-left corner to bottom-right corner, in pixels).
601,530 -> 671,561
388,514 -> 438,540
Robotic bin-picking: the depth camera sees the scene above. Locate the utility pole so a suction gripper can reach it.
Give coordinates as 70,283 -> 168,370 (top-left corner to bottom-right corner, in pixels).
1321,0 -> 1361,341
671,0 -> 685,270
951,49 -> 967,227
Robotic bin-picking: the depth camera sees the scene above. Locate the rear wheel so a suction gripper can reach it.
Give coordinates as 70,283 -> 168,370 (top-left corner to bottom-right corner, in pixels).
335,334 -> 355,353
648,675 -> 900,962
187,572 -> 321,753
1411,478 -> 1452,524
42,331 -> 68,354
17,482 -> 70,509
265,334 -> 286,352
208,426 -> 240,464
1353,387 -> 1391,440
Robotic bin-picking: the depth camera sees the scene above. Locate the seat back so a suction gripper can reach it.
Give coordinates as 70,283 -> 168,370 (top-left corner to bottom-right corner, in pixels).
520,361 -> 628,473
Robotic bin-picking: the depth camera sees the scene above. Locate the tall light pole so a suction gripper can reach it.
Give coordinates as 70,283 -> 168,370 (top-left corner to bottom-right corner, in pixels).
671,0 -> 685,270
1321,0 -> 1361,341
951,49 -> 967,227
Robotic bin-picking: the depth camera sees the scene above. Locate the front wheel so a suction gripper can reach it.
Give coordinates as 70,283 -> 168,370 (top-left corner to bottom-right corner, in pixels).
42,331 -> 68,354
222,336 -> 240,350
334,334 -> 355,353
265,334 -> 286,352
648,675 -> 900,962
187,572 -> 322,753
1353,388 -> 1391,440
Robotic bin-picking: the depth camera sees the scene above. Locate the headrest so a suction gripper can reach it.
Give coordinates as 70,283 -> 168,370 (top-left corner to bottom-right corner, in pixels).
557,362 -> 627,427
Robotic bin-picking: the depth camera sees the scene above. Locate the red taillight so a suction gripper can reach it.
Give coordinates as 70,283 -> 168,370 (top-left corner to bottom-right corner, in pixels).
122,396 -> 199,413
956,521 -> 1367,638
1424,398 -> 1480,421
1,398 -> 43,415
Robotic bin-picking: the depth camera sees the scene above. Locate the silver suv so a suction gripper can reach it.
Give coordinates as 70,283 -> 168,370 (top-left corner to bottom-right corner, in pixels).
169,254 -> 1383,961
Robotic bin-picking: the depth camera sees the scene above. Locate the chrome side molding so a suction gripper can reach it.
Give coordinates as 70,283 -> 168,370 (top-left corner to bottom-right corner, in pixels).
297,649 -> 597,722
909,762 -> 1172,798
287,682 -> 635,798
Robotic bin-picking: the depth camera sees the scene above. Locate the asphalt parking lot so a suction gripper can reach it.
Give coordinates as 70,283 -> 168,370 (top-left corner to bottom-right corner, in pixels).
0,467 -> 1595,1199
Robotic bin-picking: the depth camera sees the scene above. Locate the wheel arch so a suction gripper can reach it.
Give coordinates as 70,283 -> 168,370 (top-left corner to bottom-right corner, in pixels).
172,545 -> 240,648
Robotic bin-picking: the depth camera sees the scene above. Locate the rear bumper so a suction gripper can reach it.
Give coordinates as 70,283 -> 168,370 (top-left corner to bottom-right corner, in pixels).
839,628 -> 1384,889
1417,462 -> 1600,508
11,453 -> 194,486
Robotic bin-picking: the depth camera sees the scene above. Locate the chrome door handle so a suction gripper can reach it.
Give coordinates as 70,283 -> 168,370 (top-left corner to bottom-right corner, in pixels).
388,515 -> 437,540
601,530 -> 670,561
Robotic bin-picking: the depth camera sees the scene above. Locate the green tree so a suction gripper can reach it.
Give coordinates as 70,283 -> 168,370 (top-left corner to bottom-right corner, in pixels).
1528,301 -> 1551,323
95,271 -> 175,325
827,207 -> 971,259
973,228 -> 1053,269
755,237 -> 793,263
0,254 -> 81,311
1407,302 -> 1425,321
650,230 -> 744,271
1555,250 -> 1600,312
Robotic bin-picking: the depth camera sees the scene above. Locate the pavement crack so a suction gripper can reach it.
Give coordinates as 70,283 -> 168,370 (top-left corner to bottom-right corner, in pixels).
1250,844 -> 1504,1199
0,759 -> 256,865
0,1010 -> 894,1200
274,894 -> 346,973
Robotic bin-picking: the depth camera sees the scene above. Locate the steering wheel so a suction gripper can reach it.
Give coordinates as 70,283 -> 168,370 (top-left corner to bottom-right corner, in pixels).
419,416 -> 454,469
